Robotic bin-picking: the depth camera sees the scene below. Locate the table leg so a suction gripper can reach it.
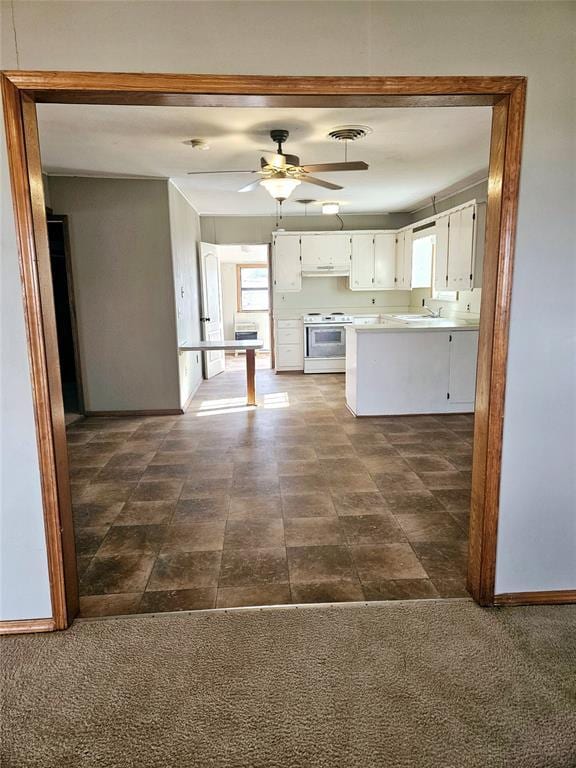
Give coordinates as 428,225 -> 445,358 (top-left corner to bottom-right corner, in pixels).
246,348 -> 256,406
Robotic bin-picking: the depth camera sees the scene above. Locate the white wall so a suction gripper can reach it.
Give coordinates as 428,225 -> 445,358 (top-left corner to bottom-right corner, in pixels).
168,182 -> 203,407
48,177 -> 180,412
1,0 -> 574,619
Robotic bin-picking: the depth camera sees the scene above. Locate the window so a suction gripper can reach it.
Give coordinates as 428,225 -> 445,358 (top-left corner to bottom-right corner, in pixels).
411,234 -> 435,288
237,264 -> 270,312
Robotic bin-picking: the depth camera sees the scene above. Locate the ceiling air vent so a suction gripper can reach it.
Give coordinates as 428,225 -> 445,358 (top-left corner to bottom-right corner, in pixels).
328,125 -> 372,142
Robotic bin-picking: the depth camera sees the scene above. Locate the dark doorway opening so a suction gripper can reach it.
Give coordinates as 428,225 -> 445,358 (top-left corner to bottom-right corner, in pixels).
47,214 -> 83,421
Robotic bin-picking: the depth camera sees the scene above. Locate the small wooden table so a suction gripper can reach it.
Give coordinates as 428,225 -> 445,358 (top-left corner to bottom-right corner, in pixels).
179,340 -> 264,406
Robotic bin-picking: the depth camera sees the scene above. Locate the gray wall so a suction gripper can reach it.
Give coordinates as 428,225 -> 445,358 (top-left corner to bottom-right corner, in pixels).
48,177 -> 181,412
1,0 -> 574,619
200,213 -> 412,244
1,104 -> 52,621
168,182 -> 203,407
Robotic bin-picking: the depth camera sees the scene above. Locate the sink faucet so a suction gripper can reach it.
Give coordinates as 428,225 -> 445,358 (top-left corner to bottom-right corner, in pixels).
423,303 -> 443,318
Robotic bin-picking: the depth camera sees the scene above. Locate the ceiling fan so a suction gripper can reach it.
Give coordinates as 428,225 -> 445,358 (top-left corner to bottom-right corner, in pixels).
187,129 -> 369,202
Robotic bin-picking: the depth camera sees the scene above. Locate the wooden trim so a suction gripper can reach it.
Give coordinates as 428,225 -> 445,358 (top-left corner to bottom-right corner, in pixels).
236,262 -> 270,313
1,76 -> 73,630
0,618 -> 56,635
2,72 -> 525,108
1,71 -> 531,629
84,408 -> 184,417
494,591 -> 576,607
467,82 -> 527,606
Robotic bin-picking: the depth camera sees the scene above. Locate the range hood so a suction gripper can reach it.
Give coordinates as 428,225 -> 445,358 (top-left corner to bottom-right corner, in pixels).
302,265 -> 350,277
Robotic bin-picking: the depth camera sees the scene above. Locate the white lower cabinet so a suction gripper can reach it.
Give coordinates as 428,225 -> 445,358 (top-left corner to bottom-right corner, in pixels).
448,329 -> 479,404
346,328 -> 479,415
275,319 -> 304,371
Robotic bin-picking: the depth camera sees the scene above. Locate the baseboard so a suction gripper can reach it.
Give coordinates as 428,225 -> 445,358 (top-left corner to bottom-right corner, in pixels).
0,617 -> 56,635
494,590 -> 576,607
84,408 -> 184,417
181,376 -> 203,413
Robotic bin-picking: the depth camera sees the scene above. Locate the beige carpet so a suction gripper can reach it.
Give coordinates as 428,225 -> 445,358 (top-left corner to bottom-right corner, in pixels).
1,600 -> 575,767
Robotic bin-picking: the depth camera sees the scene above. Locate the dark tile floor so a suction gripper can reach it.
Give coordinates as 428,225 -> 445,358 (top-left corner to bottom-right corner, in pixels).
68,368 -> 473,617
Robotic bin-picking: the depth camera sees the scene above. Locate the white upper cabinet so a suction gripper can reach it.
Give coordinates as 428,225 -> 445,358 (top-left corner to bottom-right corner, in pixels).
395,230 -> 413,290
300,233 -> 350,271
447,205 -> 475,290
434,215 -> 450,291
349,232 -> 396,291
350,233 -> 374,289
273,234 -> 302,292
373,233 -> 396,289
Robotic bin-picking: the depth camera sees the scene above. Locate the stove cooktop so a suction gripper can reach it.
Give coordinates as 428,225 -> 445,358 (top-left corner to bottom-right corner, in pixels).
303,313 -> 354,324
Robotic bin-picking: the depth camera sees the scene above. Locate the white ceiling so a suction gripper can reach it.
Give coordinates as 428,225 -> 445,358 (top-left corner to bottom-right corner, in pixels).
37,104 -> 491,216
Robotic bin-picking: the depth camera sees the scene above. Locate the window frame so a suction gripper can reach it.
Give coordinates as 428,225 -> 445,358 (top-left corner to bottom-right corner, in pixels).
236,263 -> 270,313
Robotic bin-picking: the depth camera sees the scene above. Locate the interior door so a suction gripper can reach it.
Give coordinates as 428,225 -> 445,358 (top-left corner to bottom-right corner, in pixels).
199,242 -> 225,378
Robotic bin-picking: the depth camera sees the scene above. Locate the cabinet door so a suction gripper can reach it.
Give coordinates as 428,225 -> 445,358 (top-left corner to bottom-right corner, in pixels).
447,206 -> 475,290
350,233 -> 374,289
434,215 -> 449,291
394,231 -> 405,289
402,230 -> 413,289
448,331 -> 479,404
273,235 -> 301,292
300,233 -> 349,269
373,233 -> 396,289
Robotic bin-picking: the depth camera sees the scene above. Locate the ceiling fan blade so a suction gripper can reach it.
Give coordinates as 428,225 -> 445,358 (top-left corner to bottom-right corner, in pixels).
238,178 -> 264,193
297,175 -> 343,190
300,161 -> 369,173
186,169 -> 257,175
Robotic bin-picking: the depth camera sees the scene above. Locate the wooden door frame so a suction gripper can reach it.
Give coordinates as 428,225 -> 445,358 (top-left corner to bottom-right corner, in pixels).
1,71 -> 538,633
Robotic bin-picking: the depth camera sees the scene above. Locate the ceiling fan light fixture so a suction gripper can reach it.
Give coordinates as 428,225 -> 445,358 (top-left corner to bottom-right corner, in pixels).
260,176 -> 301,201
322,202 -> 340,215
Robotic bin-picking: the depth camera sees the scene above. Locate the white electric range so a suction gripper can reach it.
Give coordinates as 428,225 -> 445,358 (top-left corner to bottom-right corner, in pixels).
302,313 -> 354,373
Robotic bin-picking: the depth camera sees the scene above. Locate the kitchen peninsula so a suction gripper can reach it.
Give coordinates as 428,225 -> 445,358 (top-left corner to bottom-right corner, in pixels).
345,314 -> 479,416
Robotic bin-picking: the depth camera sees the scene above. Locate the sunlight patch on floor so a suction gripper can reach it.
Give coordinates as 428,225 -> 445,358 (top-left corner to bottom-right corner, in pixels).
192,392 -> 290,416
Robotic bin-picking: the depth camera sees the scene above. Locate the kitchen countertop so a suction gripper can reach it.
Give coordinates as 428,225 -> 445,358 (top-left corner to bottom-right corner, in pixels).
348,313 -> 479,332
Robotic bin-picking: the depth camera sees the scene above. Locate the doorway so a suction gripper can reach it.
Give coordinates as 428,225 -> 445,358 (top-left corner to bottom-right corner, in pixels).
1,72 -> 527,631
218,244 -> 272,371
46,214 -> 83,424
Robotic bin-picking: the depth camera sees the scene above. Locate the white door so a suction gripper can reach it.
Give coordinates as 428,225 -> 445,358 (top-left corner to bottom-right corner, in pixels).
199,242 -> 225,378
434,215 -> 450,292
273,235 -> 301,291
448,330 -> 479,404
373,233 -> 396,289
350,233 -> 374,289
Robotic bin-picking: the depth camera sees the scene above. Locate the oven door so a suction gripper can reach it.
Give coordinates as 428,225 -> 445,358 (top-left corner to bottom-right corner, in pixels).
306,325 -> 346,358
